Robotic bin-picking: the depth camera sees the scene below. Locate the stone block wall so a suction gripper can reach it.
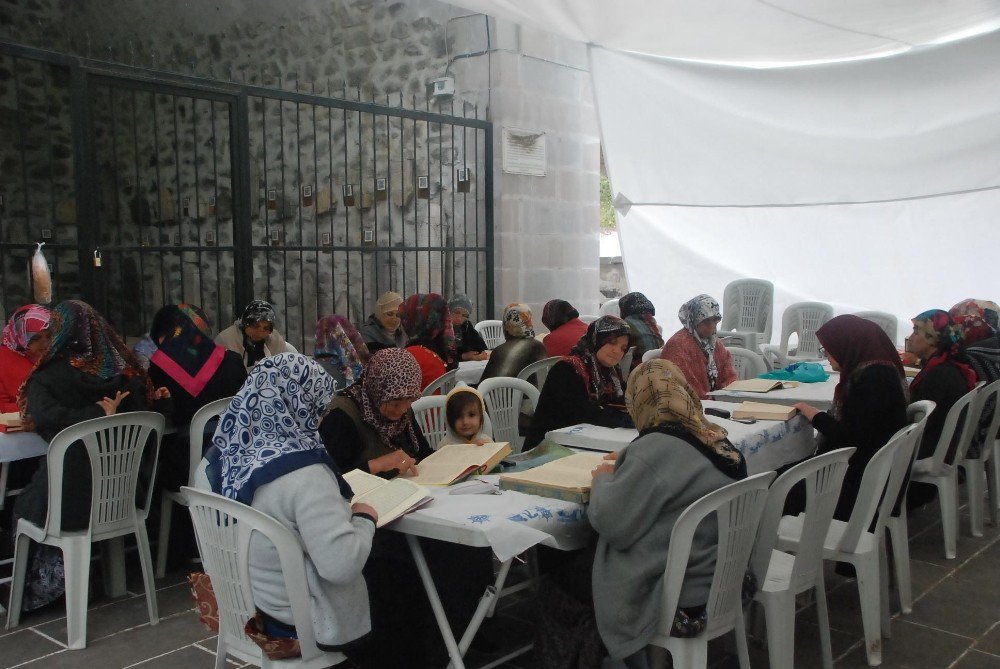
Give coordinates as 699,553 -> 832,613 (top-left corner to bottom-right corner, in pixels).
0,0 -> 601,342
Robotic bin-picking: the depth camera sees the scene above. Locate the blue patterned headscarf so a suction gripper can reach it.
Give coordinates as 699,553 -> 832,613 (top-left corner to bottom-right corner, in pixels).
208,353 -> 350,504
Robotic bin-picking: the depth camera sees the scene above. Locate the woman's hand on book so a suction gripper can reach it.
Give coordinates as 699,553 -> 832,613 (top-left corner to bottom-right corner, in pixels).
370,451 -> 419,476
351,502 -> 379,523
591,462 -> 615,479
793,402 -> 819,422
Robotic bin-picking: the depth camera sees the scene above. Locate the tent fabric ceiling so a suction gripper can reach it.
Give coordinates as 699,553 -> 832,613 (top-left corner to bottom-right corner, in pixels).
449,0 -> 1000,67
449,0 -> 1000,342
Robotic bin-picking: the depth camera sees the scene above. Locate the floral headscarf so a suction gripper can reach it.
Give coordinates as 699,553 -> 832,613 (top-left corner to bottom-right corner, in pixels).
149,303 -> 227,398
36,300 -> 145,381
950,299 -> 997,345
626,359 -> 746,479
503,303 -> 536,340
208,353 -> 349,504
541,299 -> 579,331
314,315 -> 369,389
567,315 -> 629,404
399,293 -> 457,364
238,299 -> 277,368
678,294 -> 723,390
910,309 -> 976,394
344,347 -> 423,455
2,304 -> 50,353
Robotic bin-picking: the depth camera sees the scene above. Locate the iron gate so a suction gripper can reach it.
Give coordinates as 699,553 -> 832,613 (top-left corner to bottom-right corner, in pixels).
0,42 -> 494,351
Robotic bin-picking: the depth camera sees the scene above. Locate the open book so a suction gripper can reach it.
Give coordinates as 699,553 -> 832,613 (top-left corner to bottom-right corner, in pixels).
731,401 -> 797,421
0,412 -> 22,432
401,442 -> 512,486
903,366 -> 920,378
545,424 -> 638,453
723,379 -> 801,393
342,469 -> 431,528
499,452 -> 606,503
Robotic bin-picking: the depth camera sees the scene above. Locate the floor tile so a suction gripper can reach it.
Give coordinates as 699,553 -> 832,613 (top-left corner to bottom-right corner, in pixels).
975,623 -> 1000,656
834,619 -> 972,669
0,628 -> 64,668
952,650 -> 1000,669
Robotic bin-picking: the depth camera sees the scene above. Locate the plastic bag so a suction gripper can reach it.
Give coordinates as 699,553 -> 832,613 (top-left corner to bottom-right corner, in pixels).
758,362 -> 830,383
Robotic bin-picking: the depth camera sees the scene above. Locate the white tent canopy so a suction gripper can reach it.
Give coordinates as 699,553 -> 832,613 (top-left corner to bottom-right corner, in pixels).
454,1 -> 1000,342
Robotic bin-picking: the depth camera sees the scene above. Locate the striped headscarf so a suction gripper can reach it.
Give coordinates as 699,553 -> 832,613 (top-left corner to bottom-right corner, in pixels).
2,304 -> 50,353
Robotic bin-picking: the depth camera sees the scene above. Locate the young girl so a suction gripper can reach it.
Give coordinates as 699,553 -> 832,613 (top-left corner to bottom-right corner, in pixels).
440,385 -> 493,446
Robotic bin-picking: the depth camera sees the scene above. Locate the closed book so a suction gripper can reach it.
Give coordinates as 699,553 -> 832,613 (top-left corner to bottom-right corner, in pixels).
731,401 -> 797,421
544,424 -> 638,452
0,412 -> 22,432
723,379 -> 801,393
343,469 -> 431,527
499,452 -> 605,503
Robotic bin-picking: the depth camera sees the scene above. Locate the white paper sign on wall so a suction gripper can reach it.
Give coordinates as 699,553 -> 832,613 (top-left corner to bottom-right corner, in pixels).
502,127 -> 546,176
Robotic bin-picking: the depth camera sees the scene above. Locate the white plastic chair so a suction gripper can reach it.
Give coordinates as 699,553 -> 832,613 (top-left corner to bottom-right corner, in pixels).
726,346 -> 768,380
752,447 -> 854,669
578,315 -> 599,324
776,423 -> 919,667
961,378 -> 1000,537
473,320 -> 504,350
618,346 -> 636,377
183,487 -> 347,668
718,279 -> 774,350
885,400 -> 935,616
855,311 -> 899,344
7,412 -> 165,649
910,382 -> 983,558
766,301 -> 834,361
422,368 -> 458,397
648,471 -> 776,669
641,348 -> 661,363
516,356 -> 562,391
156,396 -> 234,578
478,377 -> 540,453
598,298 -> 620,317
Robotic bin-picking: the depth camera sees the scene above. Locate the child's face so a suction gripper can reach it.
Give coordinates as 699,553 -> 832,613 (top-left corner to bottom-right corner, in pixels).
455,403 -> 482,440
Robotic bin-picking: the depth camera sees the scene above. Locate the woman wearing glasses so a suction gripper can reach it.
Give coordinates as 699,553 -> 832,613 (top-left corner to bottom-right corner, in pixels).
216,299 -> 296,371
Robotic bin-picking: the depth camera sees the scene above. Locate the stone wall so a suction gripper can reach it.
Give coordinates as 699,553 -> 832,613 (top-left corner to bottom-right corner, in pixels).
0,0 -> 601,342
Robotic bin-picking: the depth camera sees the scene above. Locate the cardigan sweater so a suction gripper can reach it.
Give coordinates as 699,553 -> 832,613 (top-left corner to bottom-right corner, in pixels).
590,432 -> 732,659
659,329 -> 739,399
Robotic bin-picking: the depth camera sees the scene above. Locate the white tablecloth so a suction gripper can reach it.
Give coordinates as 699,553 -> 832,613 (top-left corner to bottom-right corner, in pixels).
708,377 -> 839,411
546,400 -> 816,476
390,474 -> 591,562
0,431 -> 48,464
455,360 -> 488,386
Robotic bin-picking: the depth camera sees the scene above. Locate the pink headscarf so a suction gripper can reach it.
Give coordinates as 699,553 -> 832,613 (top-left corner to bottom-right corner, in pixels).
2,304 -> 50,353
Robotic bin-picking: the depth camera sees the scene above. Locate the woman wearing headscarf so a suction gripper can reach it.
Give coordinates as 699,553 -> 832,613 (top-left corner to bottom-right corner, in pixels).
448,294 -> 488,361
204,354 -> 376,661
215,299 -> 294,371
319,347 -> 432,476
398,292 -> 456,391
589,359 -> 746,666
618,292 -> 664,371
791,315 -> 908,520
359,291 -> 408,354
314,314 -> 370,390
541,299 -> 588,357
0,304 -> 50,413
14,301 -> 171,611
525,315 -> 634,450
478,303 -> 548,383
950,300 -> 999,460
908,310 -> 977,464
660,294 -> 738,400
147,304 -> 247,490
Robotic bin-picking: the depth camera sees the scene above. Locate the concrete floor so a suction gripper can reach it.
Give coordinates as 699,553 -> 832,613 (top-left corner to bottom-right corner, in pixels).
1,493 -> 998,669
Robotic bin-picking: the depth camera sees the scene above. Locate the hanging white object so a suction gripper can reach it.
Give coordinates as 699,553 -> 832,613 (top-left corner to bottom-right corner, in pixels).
31,242 -> 53,304
612,192 -> 632,217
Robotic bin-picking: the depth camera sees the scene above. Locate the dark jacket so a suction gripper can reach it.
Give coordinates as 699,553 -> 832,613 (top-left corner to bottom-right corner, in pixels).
911,361 -> 974,463
319,396 -> 432,475
524,360 -> 634,450
479,338 -> 549,384
148,349 -> 247,427
454,320 -> 488,356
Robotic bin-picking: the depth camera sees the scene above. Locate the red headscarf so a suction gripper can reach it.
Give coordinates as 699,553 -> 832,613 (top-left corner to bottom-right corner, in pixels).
816,314 -> 904,410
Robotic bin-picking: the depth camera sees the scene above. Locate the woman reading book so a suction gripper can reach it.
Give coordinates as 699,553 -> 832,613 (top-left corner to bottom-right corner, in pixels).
659,294 -> 738,399
792,314 -> 908,520
588,359 -> 747,667
320,347 -> 432,476
524,315 -> 635,450
204,353 -> 377,662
